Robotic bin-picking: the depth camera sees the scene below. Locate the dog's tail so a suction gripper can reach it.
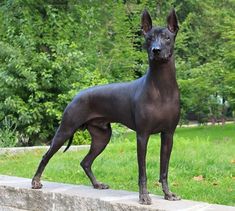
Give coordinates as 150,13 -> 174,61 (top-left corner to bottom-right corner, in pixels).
63,135 -> 74,153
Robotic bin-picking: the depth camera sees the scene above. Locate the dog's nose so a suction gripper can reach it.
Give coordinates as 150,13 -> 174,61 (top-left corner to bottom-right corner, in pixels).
152,47 -> 161,54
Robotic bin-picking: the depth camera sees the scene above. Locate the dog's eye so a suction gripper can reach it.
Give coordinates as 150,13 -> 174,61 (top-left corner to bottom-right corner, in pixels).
162,33 -> 170,41
165,36 -> 170,41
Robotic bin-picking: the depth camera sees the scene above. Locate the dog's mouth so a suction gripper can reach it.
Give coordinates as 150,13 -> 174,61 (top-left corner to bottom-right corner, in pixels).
150,52 -> 172,62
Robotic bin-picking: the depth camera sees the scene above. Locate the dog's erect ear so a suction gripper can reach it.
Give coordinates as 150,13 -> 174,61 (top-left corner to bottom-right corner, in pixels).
167,9 -> 179,34
141,9 -> 152,35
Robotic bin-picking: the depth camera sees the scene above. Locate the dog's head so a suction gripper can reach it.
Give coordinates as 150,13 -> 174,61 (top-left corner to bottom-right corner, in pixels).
141,9 -> 179,62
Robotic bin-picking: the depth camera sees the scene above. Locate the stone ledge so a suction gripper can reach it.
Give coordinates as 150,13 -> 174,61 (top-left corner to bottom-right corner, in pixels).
0,175 -> 234,211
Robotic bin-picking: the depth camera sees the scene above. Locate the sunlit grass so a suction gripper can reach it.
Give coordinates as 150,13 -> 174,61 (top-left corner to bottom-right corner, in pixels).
0,124 -> 234,205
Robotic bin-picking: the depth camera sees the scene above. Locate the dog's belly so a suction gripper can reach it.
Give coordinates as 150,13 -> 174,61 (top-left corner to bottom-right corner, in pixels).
88,101 -> 137,131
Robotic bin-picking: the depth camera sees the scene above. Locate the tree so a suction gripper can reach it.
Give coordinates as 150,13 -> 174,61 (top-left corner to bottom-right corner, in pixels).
0,0 -> 234,146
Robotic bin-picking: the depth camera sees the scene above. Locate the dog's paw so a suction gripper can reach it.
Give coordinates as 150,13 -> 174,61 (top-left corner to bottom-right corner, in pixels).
31,178 -> 43,189
93,182 -> 109,189
139,193 -> 152,205
164,192 -> 181,201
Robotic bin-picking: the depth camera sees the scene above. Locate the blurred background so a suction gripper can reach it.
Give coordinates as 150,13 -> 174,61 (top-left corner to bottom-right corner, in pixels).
0,0 -> 234,146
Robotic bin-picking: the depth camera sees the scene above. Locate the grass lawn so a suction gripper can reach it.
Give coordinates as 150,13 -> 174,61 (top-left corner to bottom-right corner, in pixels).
0,124 -> 234,206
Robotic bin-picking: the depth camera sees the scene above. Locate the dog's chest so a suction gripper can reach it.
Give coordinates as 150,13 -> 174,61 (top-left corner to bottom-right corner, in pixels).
152,103 -> 179,132
136,90 -> 180,132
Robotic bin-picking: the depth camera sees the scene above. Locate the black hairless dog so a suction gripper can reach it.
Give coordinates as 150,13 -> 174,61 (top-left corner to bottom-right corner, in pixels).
32,9 -> 180,205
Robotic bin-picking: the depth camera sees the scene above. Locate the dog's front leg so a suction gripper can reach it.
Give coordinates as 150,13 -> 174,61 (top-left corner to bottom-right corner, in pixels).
137,133 -> 151,205
159,132 -> 180,201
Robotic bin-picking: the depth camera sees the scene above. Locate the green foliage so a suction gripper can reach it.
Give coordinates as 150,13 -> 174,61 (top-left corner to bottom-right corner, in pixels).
175,0 -> 235,122
0,117 -> 18,147
72,130 -> 91,145
0,0 -> 234,145
0,1 -> 137,145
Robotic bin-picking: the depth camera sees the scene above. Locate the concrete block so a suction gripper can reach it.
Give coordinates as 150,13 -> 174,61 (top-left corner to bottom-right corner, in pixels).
0,175 -> 234,211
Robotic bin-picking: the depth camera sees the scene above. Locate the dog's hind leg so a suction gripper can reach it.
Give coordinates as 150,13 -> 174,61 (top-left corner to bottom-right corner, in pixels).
80,123 -> 112,189
31,123 -> 77,189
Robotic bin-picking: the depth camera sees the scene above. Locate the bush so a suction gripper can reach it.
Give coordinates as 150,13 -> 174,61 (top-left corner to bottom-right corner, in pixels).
72,130 -> 91,145
0,1 -> 234,146
0,1 -> 137,146
0,117 -> 18,147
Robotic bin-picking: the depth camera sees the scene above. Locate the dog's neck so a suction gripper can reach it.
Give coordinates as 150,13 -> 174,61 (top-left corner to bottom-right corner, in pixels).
146,56 -> 178,94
